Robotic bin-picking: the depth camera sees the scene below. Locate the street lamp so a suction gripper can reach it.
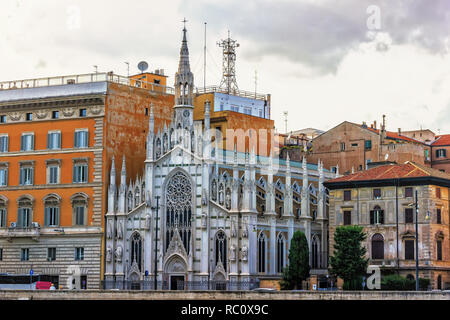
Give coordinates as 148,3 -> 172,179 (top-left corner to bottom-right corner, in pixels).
407,189 -> 420,291
152,195 -> 160,290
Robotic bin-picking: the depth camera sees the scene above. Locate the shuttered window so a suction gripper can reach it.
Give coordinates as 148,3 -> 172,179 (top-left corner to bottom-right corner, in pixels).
405,187 -> 413,198
436,209 -> 441,224
370,207 -> 384,224
343,211 -> 352,225
47,132 -> 61,149
44,207 -> 60,227
20,134 -> 34,151
437,241 -> 442,261
75,206 -> 85,225
17,208 -> 31,228
19,166 -> 33,185
344,190 -> 351,201
74,130 -> 88,148
405,240 -> 415,260
0,136 -> 8,152
405,208 -> 414,223
371,234 -> 384,259
0,168 -> 7,186
73,164 -> 88,183
0,209 -> 6,228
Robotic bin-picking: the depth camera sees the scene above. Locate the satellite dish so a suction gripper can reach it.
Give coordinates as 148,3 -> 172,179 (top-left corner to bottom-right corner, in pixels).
137,61 -> 149,73
384,153 -> 389,161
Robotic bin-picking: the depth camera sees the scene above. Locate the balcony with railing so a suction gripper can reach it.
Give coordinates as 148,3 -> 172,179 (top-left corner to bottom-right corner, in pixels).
0,223 -> 41,241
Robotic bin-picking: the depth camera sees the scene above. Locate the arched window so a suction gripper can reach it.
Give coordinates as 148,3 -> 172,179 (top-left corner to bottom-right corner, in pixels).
258,232 -> 267,273
130,232 -> 143,271
71,193 -> 89,226
17,195 -> 33,228
43,193 -> 61,227
311,235 -> 320,269
165,171 -> 192,254
0,195 -> 8,228
371,233 -> 384,260
215,230 -> 227,271
277,233 -> 285,273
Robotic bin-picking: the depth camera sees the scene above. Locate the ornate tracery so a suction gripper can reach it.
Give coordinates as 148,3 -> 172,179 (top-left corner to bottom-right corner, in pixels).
165,171 -> 193,255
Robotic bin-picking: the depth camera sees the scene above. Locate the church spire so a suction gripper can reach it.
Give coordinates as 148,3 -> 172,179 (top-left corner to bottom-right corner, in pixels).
175,19 -> 194,108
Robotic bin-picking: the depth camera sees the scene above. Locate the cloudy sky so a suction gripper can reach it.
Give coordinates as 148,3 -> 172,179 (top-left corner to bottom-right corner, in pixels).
1,0 -> 450,134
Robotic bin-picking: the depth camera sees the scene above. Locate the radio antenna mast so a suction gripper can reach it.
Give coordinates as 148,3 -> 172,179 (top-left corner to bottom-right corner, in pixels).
217,30 -> 239,93
204,22 -> 207,91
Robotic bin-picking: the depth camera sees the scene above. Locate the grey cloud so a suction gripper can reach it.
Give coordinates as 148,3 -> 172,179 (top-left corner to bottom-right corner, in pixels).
181,0 -> 450,75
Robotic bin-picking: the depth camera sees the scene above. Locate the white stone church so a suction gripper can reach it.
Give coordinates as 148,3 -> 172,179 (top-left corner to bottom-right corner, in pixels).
104,27 -> 335,289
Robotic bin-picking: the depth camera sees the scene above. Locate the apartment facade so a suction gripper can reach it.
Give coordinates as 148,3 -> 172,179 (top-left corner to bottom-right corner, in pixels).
430,134 -> 450,173
0,72 -> 174,289
324,162 -> 450,290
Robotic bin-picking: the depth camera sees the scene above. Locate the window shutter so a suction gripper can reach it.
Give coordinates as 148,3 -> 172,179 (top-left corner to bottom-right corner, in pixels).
19,167 -> 23,185
56,207 -> 60,226
17,208 -> 22,227
20,135 -> 24,151
31,135 -> 34,150
370,211 -> 374,224
31,168 -> 34,185
444,149 -> 447,158
85,131 -> 89,147
380,211 -> 384,224
58,132 -> 61,148
74,131 -> 78,148
5,136 -> 8,152
44,207 -> 49,226
5,168 -> 8,186
73,165 -> 76,183
47,133 -> 50,149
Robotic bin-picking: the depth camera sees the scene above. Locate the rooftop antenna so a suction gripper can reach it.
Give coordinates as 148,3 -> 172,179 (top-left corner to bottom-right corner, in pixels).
283,111 -> 288,133
124,62 -> 130,77
217,30 -> 239,93
203,22 -> 207,91
137,61 -> 149,74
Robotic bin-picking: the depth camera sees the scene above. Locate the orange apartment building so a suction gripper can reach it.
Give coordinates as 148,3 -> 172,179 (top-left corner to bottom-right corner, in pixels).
0,71 -> 173,289
430,134 -> 450,173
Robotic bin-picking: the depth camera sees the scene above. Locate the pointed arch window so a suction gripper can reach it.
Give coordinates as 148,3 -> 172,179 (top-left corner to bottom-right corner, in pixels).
215,230 -> 227,271
277,233 -> 285,273
311,235 -> 320,269
258,232 -> 267,273
165,172 -> 192,255
130,232 -> 143,271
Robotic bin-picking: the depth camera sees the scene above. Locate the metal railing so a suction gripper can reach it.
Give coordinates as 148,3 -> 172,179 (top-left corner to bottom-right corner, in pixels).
101,279 -> 260,291
0,72 -> 175,95
195,85 -> 268,100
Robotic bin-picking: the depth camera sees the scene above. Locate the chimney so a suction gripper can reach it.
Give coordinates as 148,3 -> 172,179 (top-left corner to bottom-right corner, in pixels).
373,121 -> 377,130
398,128 -> 401,136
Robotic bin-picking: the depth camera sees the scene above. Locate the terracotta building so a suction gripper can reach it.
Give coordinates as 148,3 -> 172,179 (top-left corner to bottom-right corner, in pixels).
193,88 -> 274,156
0,71 -> 174,289
305,120 -> 431,175
430,134 -> 450,173
324,162 -> 450,290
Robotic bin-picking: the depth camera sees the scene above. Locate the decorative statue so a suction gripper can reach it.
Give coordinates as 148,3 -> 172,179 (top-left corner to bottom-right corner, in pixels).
231,220 -> 237,237
117,220 -> 123,239
230,244 -> 236,261
242,246 -> 248,261
106,246 -> 112,262
107,220 -> 113,239
201,212 -> 207,227
242,221 -> 248,238
226,191 -> 231,209
115,245 -> 123,263
202,188 -> 208,206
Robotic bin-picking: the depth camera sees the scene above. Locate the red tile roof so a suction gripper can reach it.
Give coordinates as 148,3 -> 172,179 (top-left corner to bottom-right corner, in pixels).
364,126 -> 422,144
432,134 -> 450,146
326,161 -> 450,184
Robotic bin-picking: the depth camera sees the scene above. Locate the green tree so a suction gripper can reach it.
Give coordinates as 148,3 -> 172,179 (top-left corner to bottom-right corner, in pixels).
280,231 -> 310,290
329,225 -> 369,290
